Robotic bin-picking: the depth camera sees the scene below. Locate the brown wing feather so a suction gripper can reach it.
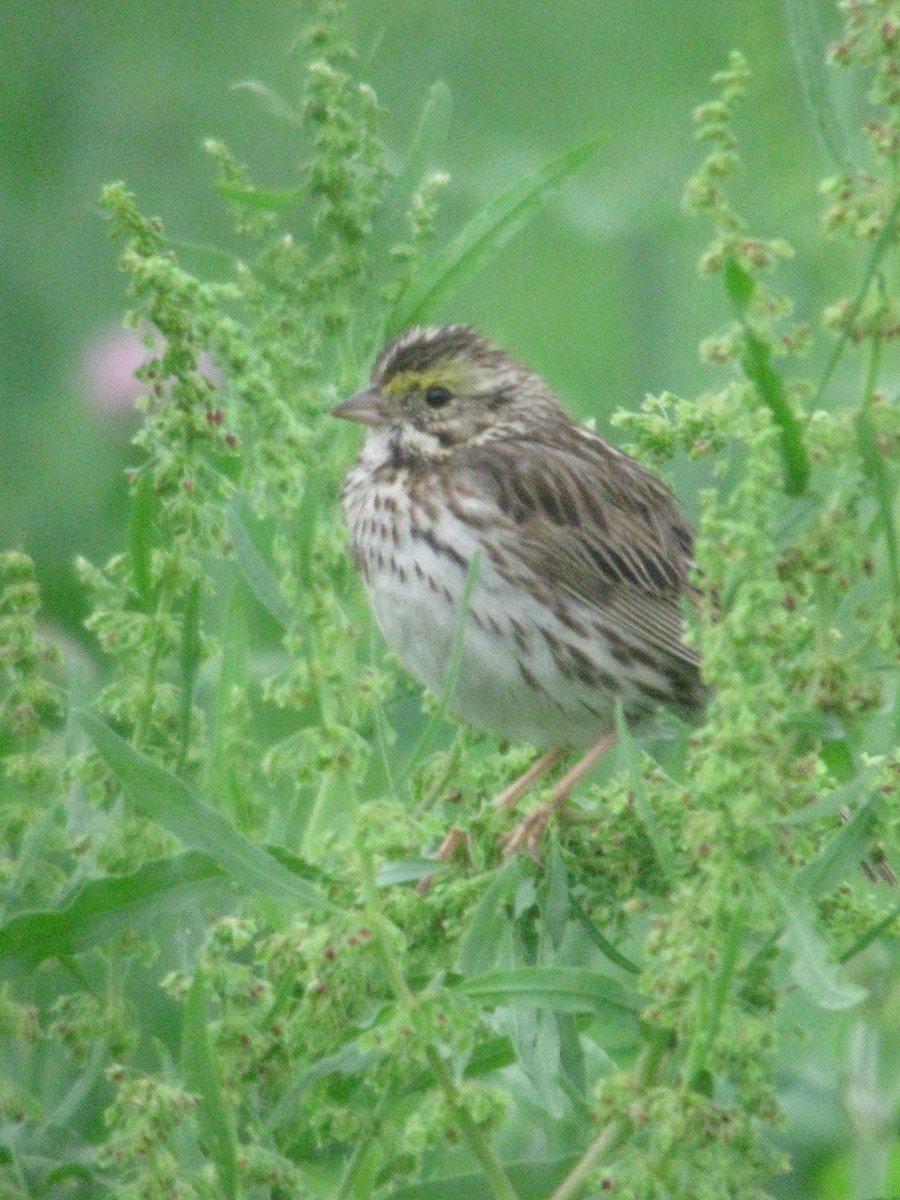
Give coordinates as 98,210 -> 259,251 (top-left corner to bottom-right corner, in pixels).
448,431 -> 701,669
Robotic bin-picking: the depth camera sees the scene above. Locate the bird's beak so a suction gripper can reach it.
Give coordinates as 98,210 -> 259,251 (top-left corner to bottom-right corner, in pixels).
330,387 -> 386,426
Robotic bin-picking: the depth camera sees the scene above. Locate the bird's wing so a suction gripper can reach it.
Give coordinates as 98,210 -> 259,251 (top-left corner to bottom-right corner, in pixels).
447,433 -> 701,668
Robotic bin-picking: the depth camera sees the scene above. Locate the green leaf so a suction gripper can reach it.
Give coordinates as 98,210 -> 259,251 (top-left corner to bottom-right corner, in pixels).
230,79 -> 301,124
379,80 -> 453,220
775,764 -> 880,827
295,475 -> 321,591
779,898 -> 867,1010
215,182 -> 306,210
459,966 -> 640,1015
389,1157 -> 578,1200
839,895 -> 900,964
177,577 -> 202,771
78,711 -> 332,910
386,133 -> 606,332
376,856 -> 449,886
740,328 -> 810,495
0,853 -> 227,976
265,1042 -> 377,1132
570,895 -> 642,975
183,970 -> 238,1200
794,789 -> 881,897
615,703 -> 677,886
723,257 -> 756,313
540,841 -> 572,948
681,901 -> 749,1090
227,501 -> 291,627
856,403 -> 900,597
207,582 -> 251,821
724,258 -> 811,495
815,192 -> 900,402
457,858 -> 523,974
405,80 -> 453,174
785,0 -> 855,169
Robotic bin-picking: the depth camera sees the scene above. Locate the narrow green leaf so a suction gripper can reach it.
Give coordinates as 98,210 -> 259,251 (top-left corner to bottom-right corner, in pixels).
207,583 -> 250,822
779,898 -> 867,1010
230,79 -> 301,124
795,790 -> 881,897
128,468 -> 157,609
227,502 -> 291,627
177,578 -> 202,771
183,970 -> 238,1200
723,257 -> 755,313
540,841 -> 571,948
405,79 -> 453,173
839,895 -> 900,963
295,475 -> 321,590
47,1031 -> 114,1129
459,966 -> 640,1015
0,852 -> 227,976
265,1042 -> 377,1132
216,182 -> 306,210
856,404 -> 900,596
815,193 -> 900,402
376,856 -> 449,886
387,133 -> 606,332
723,256 -> 811,495
168,236 -> 245,280
614,703 -> 677,886
819,735 -> 855,780
785,0 -> 854,168
380,80 -> 453,219
78,711 -> 332,909
389,1156 -> 577,1200
457,858 -> 523,974
740,330 -> 810,495
569,894 -> 642,975
40,1165 -> 99,1191
775,764 -> 880,827
0,794 -> 64,921
682,902 -> 748,1090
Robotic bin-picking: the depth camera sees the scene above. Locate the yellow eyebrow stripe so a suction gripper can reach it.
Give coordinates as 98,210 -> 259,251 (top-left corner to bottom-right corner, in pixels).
382,362 -> 474,395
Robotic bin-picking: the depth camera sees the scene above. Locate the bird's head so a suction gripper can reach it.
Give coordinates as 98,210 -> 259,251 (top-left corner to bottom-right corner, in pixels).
331,324 -> 562,454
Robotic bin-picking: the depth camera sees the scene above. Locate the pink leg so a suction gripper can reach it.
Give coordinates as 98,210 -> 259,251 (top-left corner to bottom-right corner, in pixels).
551,730 -> 617,803
492,747 -> 567,809
503,730 -> 618,857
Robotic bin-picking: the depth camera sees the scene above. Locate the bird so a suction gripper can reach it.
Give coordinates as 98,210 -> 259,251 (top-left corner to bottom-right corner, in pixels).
332,324 -> 706,852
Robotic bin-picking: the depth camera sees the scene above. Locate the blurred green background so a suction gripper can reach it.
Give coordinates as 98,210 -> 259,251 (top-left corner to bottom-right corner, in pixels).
1,0 -> 845,634
3,4 -> 896,1194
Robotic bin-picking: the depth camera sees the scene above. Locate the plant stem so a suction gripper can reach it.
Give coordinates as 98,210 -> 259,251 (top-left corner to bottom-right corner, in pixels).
334,1091 -> 392,1200
549,1036 -> 667,1200
357,844 -> 520,1200
679,898 -> 747,1091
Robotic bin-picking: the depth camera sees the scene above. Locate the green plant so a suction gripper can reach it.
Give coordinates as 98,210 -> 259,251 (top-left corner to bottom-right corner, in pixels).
0,3 -> 897,1198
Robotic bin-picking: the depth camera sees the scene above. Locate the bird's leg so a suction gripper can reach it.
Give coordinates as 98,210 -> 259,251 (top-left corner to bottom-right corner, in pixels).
430,825 -> 472,866
492,747 -> 567,809
502,730 -> 618,857
430,750 -> 564,867
550,731 -> 618,804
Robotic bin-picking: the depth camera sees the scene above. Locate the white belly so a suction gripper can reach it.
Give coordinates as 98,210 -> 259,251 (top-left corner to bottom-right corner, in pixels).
344,463 -> 633,747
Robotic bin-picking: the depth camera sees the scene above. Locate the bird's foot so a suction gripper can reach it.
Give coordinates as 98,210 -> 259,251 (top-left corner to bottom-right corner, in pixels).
499,731 -> 618,856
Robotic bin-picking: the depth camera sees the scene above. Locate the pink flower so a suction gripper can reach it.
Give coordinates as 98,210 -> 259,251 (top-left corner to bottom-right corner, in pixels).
80,325 -> 220,417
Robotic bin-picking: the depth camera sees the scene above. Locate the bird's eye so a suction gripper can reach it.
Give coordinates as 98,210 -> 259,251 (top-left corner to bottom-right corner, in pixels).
424,385 -> 452,408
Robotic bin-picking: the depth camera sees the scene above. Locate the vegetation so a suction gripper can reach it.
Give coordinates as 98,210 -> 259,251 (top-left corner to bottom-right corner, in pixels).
0,2 -> 897,1197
